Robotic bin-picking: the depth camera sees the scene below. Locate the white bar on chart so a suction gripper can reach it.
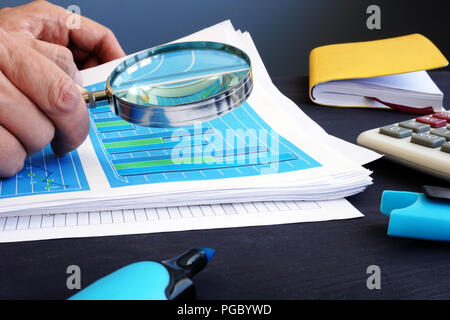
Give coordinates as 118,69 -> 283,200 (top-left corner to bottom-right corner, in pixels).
134,209 -> 147,222
189,205 -> 204,217
200,205 -> 214,216
232,203 -> 247,214
145,208 -> 159,221
101,211 -> 113,224
77,212 -> 89,226
211,204 -> 226,216
168,207 -> 181,219
156,207 -> 170,220
4,217 -> 18,231
89,212 -> 101,225
123,209 -> 136,223
178,206 -> 193,218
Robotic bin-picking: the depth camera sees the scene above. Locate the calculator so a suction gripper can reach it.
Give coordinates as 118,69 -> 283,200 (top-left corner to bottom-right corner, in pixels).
357,112 -> 450,181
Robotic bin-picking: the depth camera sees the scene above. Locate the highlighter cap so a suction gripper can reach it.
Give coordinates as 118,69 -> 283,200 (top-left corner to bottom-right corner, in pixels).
162,247 -> 215,278
381,191 -> 450,241
162,247 -> 215,300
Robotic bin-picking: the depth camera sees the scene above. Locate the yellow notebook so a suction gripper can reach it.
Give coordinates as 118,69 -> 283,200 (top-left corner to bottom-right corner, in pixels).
309,34 -> 449,113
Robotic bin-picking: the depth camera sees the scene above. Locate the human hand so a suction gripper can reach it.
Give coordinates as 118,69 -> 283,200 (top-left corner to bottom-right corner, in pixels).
0,1 -> 125,177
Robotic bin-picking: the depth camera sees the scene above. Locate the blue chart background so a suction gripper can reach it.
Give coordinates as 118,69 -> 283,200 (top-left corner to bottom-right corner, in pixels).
87,81 -> 322,188
0,146 -> 90,199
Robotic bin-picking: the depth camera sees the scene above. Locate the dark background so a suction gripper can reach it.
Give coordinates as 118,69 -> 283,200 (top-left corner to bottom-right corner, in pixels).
2,0 -> 450,76
1,0 -> 450,300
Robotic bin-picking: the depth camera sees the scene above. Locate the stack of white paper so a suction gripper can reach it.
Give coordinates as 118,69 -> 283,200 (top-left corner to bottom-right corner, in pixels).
0,199 -> 365,243
0,21 -> 380,217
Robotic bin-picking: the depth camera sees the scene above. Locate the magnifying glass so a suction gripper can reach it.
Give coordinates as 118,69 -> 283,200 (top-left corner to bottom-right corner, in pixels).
83,41 -> 253,127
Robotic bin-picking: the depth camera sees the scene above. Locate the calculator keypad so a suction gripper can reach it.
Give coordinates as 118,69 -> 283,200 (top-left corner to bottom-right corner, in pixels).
442,142 -> 450,154
434,111 -> 450,122
398,120 -> 430,133
411,132 -> 446,148
379,112 -> 450,153
379,125 -> 412,138
431,127 -> 450,140
416,115 -> 447,128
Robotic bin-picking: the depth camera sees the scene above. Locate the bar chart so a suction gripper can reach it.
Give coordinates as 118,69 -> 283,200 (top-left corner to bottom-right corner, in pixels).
86,81 -> 321,188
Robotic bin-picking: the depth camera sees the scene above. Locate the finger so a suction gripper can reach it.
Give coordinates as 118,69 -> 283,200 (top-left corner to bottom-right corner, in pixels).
70,15 -> 126,65
68,44 -> 102,70
0,124 -> 27,178
11,33 -> 83,85
0,1 -> 125,66
77,54 -> 102,70
0,28 -> 89,156
30,38 -> 83,85
0,71 -> 55,156
67,43 -> 91,69
77,84 -> 88,94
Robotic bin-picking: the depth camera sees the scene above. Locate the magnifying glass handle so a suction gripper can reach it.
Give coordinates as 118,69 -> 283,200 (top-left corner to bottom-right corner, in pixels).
83,90 -> 109,109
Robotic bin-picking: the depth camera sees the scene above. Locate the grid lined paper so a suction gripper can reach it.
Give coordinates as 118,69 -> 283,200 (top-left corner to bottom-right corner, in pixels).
0,200 -> 321,232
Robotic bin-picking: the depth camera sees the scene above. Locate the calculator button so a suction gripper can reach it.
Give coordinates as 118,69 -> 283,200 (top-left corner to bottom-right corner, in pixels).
442,142 -> 450,153
431,128 -> 450,141
434,111 -> 450,122
399,120 -> 431,133
379,125 -> 413,139
416,115 -> 447,128
411,132 -> 446,148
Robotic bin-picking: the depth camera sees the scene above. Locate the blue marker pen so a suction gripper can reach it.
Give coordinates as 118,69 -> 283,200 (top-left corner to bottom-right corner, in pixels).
68,247 -> 215,300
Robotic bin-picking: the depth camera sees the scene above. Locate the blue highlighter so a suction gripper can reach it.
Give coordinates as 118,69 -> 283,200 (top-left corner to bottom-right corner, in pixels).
68,247 -> 215,300
381,187 -> 450,241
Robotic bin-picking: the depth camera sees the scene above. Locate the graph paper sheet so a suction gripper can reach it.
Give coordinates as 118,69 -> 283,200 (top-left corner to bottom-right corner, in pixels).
0,145 -> 89,199
87,85 -> 321,188
0,198 -> 362,243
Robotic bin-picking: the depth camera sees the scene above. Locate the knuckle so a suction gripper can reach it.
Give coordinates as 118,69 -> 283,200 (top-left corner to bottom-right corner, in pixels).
58,46 -> 74,64
32,0 -> 50,9
102,27 -> 116,44
48,75 -> 81,114
0,30 -> 19,63
103,27 -> 114,37
57,47 -> 78,76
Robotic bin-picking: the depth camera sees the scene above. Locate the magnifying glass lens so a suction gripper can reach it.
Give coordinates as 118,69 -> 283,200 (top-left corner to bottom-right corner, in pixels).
110,48 -> 250,107
84,42 -> 253,127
